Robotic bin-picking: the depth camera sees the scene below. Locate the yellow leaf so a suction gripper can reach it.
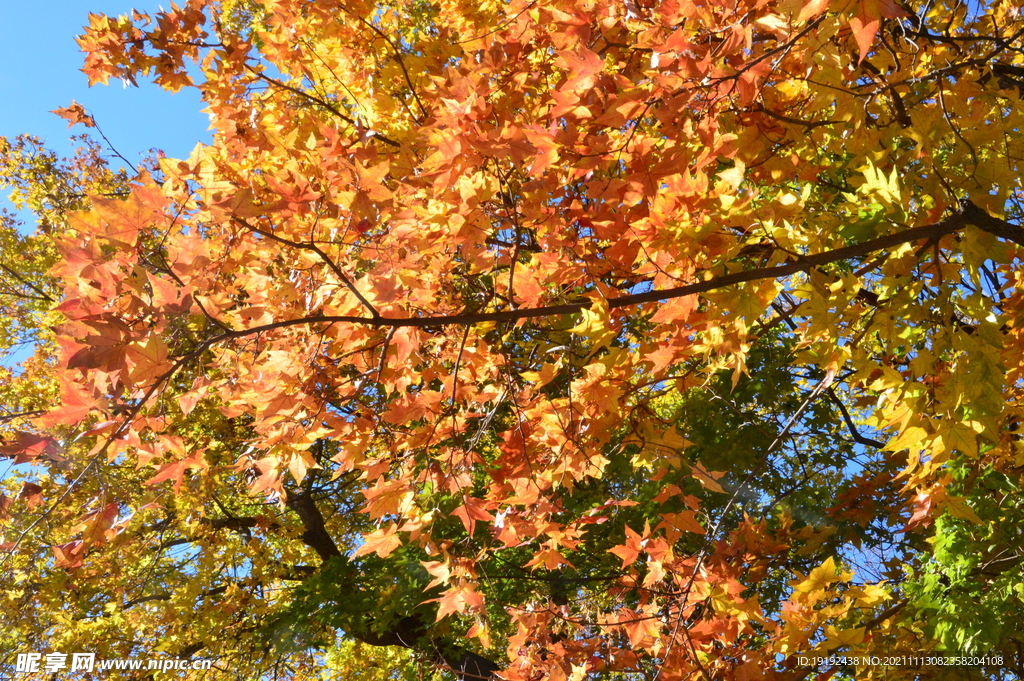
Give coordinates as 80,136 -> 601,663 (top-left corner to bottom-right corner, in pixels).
287,450 -> 318,484
717,160 -> 745,192
853,583 -> 891,607
794,556 -> 840,594
690,462 -> 727,493
944,495 -> 983,524
857,158 -> 901,205
755,13 -> 789,33
569,294 -> 615,350
824,626 -> 865,648
886,426 -> 927,453
941,421 -> 981,458
521,359 -> 562,388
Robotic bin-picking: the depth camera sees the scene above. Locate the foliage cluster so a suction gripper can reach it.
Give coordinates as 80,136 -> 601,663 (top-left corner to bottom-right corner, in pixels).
2,0 -> 1024,679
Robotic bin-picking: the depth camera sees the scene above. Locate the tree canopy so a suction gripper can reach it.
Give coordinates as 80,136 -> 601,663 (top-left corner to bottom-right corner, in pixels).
2,0 -> 1024,678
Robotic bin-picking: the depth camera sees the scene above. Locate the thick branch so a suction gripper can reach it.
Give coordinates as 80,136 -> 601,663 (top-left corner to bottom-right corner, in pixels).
348,613 -> 500,680
827,388 -> 884,448
286,490 -> 342,561
439,651 -> 502,681
208,199 -> 1017,337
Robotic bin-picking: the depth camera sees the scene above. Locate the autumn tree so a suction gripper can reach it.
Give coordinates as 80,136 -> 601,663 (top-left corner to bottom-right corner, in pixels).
3,0 -> 1024,679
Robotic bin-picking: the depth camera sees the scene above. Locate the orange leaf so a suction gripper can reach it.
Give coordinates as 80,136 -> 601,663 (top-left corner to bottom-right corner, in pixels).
432,583 -> 485,621
38,376 -> 100,428
848,16 -> 879,63
52,540 -> 87,570
51,101 -> 96,128
658,511 -> 706,537
144,449 -> 208,493
609,525 -> 646,568
525,548 -> 572,571
353,524 -> 403,558
361,478 -> 412,519
797,0 -> 831,23
451,497 -> 494,536
73,502 -> 119,547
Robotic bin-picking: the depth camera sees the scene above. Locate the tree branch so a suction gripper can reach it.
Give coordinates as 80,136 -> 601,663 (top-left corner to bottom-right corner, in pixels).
235,217 -> 381,319
286,489 -> 341,561
205,200 -> 1016,336
827,388 -> 884,448
246,67 -> 400,147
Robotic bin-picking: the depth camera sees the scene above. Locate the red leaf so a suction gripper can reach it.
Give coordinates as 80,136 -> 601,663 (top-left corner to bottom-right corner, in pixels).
18,483 -> 44,510
0,432 -> 64,463
903,489 -> 935,531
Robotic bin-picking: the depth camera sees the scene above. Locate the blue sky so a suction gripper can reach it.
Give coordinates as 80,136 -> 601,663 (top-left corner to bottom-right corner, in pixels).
0,2 -> 214,476
0,1 -> 212,216
0,2 -> 213,364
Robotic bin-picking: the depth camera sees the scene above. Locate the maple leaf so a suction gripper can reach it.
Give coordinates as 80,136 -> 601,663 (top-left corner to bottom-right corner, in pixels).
797,0 -> 831,23
72,502 -> 119,547
793,557 -> 845,597
353,523 -> 402,558
52,541 -> 87,570
0,432 -> 64,463
37,376 -> 100,428
569,294 -> 615,352
904,488 -> 936,531
361,478 -> 412,519
144,449 -> 208,493
451,497 -> 495,536
943,494 -> 983,524
609,525 -> 647,568
50,101 -> 96,128
690,462 -> 728,494
657,511 -> 706,537
8,0 -> 1024,675
421,560 -> 451,590
821,626 -> 866,650
431,583 -> 485,621
847,0 -> 908,62
524,548 -> 571,571
126,335 -> 172,384
18,482 -> 44,510
623,609 -> 662,650
850,583 -> 890,607
557,47 -> 605,93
